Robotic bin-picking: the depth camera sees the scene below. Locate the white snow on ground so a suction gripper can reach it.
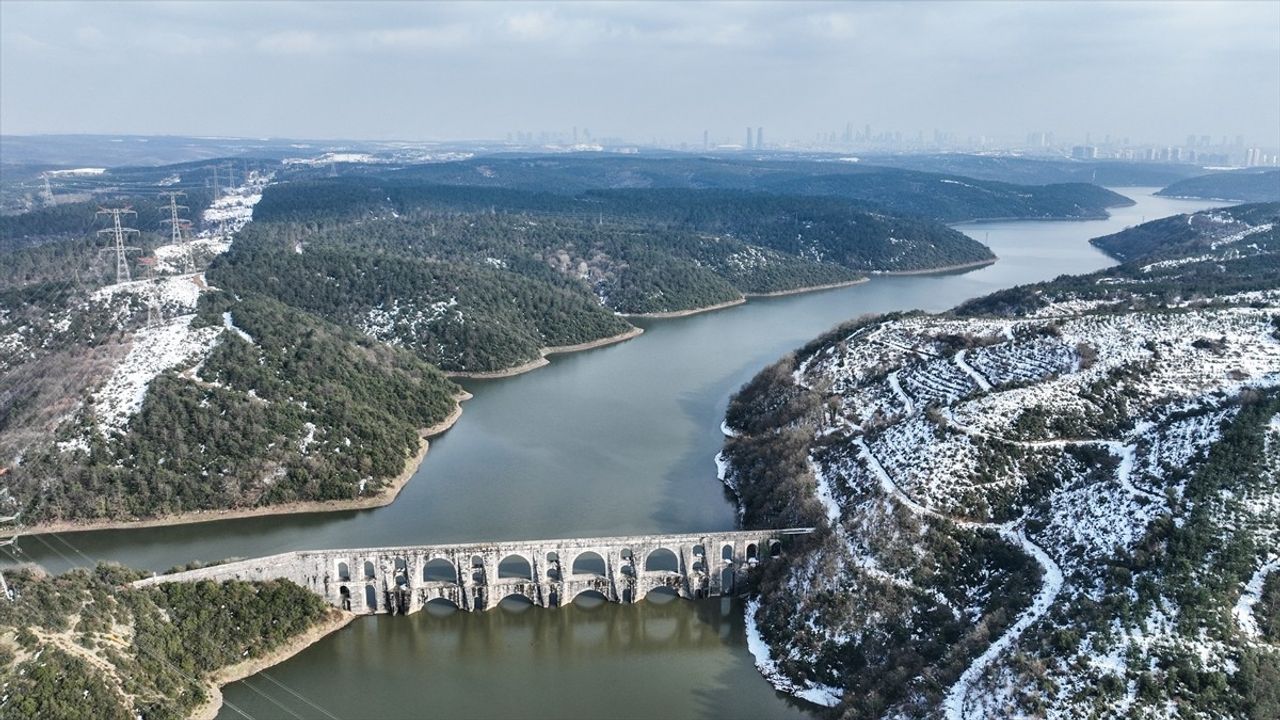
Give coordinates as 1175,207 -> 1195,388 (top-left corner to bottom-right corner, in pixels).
853,434 -> 1067,720
808,457 -> 842,524
222,311 -> 254,344
77,176 -> 273,437
1234,557 -> 1279,638
1140,254 -> 1216,273
152,237 -> 232,274
198,172 -> 271,235
951,309 -> 1280,440
745,598 -> 843,707
46,167 -> 105,176
91,273 -> 207,312
362,297 -> 462,346
954,349 -> 992,391
282,152 -> 378,165
714,451 -> 744,522
886,371 -> 915,415
1208,222 -> 1273,250
91,315 -> 224,434
944,529 -> 1064,720
714,452 -> 734,488
298,422 -> 318,454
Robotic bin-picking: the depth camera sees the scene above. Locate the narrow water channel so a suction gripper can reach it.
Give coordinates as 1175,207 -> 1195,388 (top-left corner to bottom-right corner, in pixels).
11,190 -> 1223,720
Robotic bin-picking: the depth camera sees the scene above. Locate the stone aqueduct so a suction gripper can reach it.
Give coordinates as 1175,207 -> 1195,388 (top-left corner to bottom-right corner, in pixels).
134,529 -> 814,614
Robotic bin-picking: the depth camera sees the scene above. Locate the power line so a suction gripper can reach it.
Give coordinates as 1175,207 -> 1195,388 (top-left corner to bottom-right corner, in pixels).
95,207 -> 140,284
159,191 -> 195,273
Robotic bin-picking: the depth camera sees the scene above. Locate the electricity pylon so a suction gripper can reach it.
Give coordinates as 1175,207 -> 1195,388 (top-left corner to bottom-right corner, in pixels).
40,174 -> 55,206
96,207 -> 140,284
159,191 -> 194,272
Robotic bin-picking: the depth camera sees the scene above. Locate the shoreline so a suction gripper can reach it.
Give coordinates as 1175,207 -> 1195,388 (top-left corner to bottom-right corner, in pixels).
22,393 -> 472,537
947,211 -> 1115,226
623,277 -> 874,321
191,609 -> 358,720
743,277 -> 869,298
444,325 -> 645,379
872,257 -> 998,276
621,296 -> 747,319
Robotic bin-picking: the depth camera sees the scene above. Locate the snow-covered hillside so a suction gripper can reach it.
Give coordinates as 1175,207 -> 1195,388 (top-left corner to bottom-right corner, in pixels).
721,203 -> 1280,719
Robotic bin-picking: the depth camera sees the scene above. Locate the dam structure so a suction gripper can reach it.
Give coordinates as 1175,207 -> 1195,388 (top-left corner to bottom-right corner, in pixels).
134,528 -> 815,614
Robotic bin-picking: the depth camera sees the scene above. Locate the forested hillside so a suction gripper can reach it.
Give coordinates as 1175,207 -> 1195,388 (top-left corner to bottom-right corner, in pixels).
0,564 -> 334,720
205,177 -> 996,371
1086,202 -> 1276,262
0,179 -> 465,528
3,289 -> 462,525
1157,170 -> 1280,203
251,178 -> 992,275
721,204 -> 1280,718
347,155 -> 1133,222
857,153 -> 1208,187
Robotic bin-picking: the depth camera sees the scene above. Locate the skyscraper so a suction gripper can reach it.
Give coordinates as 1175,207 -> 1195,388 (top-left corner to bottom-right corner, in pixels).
745,127 -> 753,150
756,127 -> 763,150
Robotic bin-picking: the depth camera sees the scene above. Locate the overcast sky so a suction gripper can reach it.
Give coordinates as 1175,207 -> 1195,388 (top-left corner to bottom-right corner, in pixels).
2,1 -> 1277,147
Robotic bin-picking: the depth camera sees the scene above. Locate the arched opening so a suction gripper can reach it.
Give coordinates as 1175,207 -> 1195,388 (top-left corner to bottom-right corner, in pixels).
692,544 -> 706,558
498,594 -> 535,613
769,540 -> 782,558
645,548 -> 679,573
471,555 -> 485,584
622,588 -> 634,604
619,548 -> 635,577
573,589 -> 608,609
720,567 -> 735,595
645,586 -> 679,604
363,560 -> 376,579
364,584 -> 378,612
572,551 -> 606,577
546,552 -> 561,581
337,562 -> 351,582
423,558 -> 458,584
394,557 -> 409,587
691,559 -> 707,574
499,554 -> 533,580
424,598 -> 459,616
746,544 -> 759,561
338,585 -> 351,611
721,545 -> 734,562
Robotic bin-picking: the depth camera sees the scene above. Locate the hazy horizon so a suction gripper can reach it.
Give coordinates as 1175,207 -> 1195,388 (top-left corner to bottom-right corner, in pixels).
2,1 -> 1278,148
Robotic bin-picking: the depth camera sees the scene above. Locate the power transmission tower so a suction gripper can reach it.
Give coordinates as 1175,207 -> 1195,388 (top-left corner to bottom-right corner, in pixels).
40,174 -> 55,207
96,207 -> 140,284
212,165 -> 220,199
158,191 -> 194,272
136,256 -> 163,325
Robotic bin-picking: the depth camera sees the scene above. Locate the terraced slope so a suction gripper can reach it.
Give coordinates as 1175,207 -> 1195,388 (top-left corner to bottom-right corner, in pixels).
721,203 -> 1280,718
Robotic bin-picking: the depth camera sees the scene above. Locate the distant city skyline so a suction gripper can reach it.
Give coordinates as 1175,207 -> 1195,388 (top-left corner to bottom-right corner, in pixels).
2,1 -> 1277,148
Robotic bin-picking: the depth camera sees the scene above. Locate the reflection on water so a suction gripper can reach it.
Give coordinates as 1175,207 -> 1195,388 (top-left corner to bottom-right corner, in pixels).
218,597 -> 813,720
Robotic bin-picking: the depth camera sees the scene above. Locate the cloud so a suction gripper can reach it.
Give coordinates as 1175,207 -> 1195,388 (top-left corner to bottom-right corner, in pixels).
1,1 -> 1275,145
255,30 -> 322,55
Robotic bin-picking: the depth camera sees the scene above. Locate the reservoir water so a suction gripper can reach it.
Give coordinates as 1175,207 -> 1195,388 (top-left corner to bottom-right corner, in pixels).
13,190 -> 1223,720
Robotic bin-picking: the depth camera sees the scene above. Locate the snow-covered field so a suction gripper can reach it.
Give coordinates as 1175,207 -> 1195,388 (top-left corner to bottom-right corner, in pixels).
90,315 -> 224,434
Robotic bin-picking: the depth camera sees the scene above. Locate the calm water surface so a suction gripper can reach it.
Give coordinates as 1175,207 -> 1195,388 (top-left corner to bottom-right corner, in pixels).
13,190 -> 1222,720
